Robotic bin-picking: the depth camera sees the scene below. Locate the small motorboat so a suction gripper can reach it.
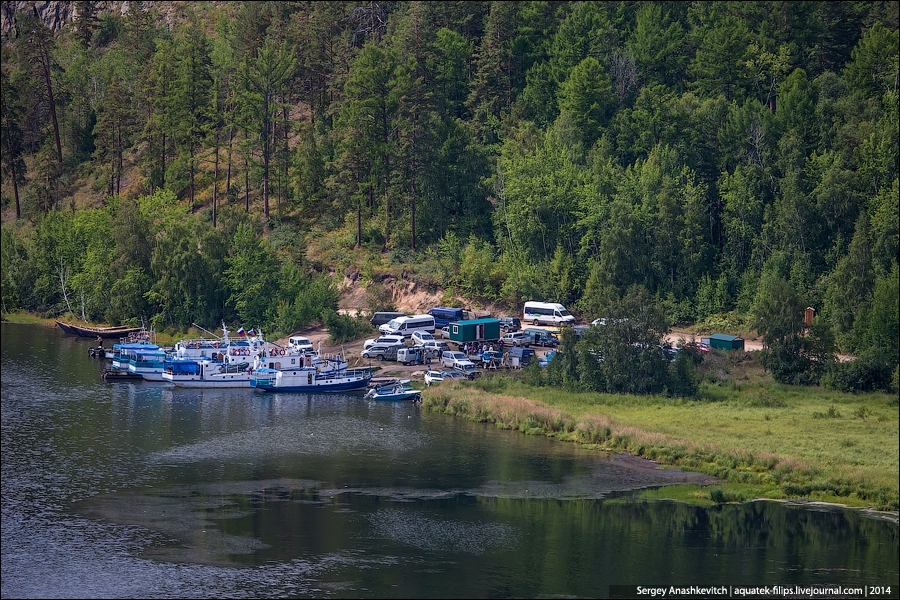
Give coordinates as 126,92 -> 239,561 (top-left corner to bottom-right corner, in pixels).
364,380 -> 421,402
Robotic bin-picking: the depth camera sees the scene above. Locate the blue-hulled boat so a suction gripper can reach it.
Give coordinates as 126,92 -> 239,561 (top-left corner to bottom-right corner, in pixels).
364,380 -> 421,402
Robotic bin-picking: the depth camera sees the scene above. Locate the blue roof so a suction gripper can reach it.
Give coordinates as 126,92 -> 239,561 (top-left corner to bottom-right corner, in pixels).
452,318 -> 500,325
708,333 -> 741,341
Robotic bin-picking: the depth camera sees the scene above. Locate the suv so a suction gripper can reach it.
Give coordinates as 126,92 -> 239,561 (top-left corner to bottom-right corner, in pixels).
363,335 -> 406,350
421,340 -> 450,355
500,331 -> 530,347
454,361 -> 481,379
361,344 -> 399,361
411,330 -> 435,346
440,350 -> 468,369
498,317 -> 521,333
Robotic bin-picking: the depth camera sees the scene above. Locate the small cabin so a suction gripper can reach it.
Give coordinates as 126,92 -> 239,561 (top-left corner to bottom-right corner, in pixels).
448,318 -> 501,344
701,333 -> 745,351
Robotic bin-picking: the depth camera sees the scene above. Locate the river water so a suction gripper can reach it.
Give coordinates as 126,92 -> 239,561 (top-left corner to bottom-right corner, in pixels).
2,323 -> 898,598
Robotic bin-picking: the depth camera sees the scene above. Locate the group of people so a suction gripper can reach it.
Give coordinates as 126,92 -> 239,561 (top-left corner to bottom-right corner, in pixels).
462,342 -> 500,356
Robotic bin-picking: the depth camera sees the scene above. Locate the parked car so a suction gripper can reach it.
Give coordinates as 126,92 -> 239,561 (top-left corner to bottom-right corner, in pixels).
438,326 -> 451,339
500,331 -> 530,347
422,340 -> 451,355
681,341 -> 710,354
363,335 -> 406,350
454,361 -> 481,379
441,350 -> 468,369
411,330 -> 436,346
523,328 -> 559,348
425,369 -> 467,385
370,311 -> 406,327
397,346 -> 428,365
440,370 -> 467,381
497,316 -> 521,332
361,344 -> 399,361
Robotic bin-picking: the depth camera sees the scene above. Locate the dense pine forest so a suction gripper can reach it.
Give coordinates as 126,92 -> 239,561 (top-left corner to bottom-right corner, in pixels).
1,1 -> 897,392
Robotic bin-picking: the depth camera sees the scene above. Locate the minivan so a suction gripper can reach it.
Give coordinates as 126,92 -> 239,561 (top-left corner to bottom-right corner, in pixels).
379,314 -> 436,338
428,306 -> 465,328
522,301 -> 575,326
370,312 -> 406,327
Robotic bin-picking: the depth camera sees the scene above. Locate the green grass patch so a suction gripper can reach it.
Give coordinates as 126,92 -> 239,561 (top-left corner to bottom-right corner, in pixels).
422,376 -> 899,511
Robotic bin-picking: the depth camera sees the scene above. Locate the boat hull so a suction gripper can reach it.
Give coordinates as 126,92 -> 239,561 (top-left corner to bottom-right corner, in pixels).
251,368 -> 372,393
57,321 -> 144,339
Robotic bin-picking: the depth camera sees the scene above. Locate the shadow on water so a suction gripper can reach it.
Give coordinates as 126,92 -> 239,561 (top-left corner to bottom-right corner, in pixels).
3,323 -> 899,599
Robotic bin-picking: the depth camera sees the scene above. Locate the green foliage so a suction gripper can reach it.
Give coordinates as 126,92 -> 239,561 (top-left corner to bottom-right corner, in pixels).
823,348 -> 895,393
1,0 -> 896,387
321,309 -> 373,344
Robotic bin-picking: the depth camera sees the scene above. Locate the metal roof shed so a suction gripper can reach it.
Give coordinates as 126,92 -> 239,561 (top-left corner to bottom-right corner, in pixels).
701,333 -> 745,351
448,318 -> 501,343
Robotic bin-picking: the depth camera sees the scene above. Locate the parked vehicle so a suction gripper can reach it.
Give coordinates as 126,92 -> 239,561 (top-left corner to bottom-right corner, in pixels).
363,334 -> 406,350
681,341 -> 711,353
411,330 -> 436,346
438,326 -> 451,339
361,344 -> 399,361
427,306 -> 466,328
523,328 -> 559,348
507,346 -> 535,367
370,312 -> 406,327
288,336 -> 314,352
379,314 -> 436,338
421,340 -> 451,355
479,350 -> 504,369
440,350 -> 468,369
397,346 -> 429,365
500,331 -> 530,347
424,369 -> 445,385
497,316 -> 521,332
523,301 -> 575,326
454,361 -> 481,379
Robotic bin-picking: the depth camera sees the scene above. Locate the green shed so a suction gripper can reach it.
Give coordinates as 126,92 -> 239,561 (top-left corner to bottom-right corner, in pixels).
448,318 -> 501,344
701,333 -> 745,351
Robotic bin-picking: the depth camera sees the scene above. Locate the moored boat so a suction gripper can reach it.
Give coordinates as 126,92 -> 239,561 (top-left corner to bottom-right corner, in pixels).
364,380 -> 421,402
250,365 -> 372,393
57,320 -> 144,339
162,358 -> 255,388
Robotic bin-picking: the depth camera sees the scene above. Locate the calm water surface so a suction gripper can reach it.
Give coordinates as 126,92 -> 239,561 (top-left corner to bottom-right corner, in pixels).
2,323 -> 898,598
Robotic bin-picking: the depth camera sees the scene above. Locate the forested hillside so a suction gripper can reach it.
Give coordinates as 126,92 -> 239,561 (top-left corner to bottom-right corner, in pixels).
1,1 -> 897,390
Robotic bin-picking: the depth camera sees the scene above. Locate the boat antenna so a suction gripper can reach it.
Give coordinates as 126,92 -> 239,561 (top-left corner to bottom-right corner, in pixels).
192,323 -> 222,340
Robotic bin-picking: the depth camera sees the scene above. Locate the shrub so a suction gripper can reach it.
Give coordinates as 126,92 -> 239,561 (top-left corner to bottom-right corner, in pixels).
321,310 -> 373,343
823,348 -> 894,393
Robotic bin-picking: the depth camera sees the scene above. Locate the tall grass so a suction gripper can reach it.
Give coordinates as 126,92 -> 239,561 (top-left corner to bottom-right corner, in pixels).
421,373 -> 899,511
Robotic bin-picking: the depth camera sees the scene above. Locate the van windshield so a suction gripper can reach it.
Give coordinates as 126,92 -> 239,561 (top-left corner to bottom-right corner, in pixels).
558,310 -> 571,317
386,319 -> 401,329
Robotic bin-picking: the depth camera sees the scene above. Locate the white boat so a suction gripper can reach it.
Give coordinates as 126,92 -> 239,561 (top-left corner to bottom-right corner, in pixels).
250,365 -> 372,393
162,357 -> 255,388
364,380 -> 420,401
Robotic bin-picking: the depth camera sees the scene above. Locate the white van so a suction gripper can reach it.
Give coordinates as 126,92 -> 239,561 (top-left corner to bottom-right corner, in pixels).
288,336 -> 314,352
523,301 -> 575,326
379,314 -> 436,338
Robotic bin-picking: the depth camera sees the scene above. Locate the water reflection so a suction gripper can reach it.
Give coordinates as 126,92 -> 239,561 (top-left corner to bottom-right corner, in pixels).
2,323 -> 898,599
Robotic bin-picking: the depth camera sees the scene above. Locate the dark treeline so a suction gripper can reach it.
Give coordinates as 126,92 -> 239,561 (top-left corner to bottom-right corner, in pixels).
1,1 -> 897,391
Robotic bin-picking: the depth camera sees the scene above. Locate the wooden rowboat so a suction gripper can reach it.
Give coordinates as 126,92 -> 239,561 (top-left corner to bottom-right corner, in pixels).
56,320 -> 144,339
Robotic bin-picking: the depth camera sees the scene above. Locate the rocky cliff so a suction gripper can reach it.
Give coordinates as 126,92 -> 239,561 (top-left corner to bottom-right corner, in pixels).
1,1 -> 212,39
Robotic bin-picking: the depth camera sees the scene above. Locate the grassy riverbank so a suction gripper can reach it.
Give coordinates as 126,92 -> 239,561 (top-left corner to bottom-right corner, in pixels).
420,364 -> 899,511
